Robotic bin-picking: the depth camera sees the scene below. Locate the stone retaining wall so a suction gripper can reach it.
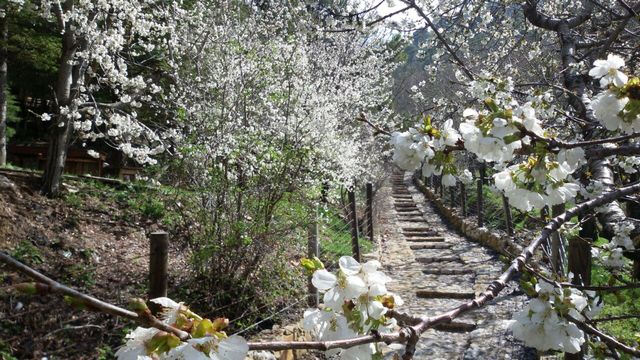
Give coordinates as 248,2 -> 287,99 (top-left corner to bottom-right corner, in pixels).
412,175 -> 523,259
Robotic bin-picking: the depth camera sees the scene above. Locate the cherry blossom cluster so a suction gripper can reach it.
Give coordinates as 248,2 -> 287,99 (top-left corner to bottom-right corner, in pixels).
509,280 -> 602,353
590,55 -> 640,134
116,298 -> 248,360
594,222 -> 636,270
491,148 -> 585,211
390,117 -> 461,187
303,256 -> 403,359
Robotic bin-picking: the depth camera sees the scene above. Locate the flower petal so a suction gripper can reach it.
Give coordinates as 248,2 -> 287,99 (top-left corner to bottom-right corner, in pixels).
150,297 -> 180,309
312,269 -> 337,291
217,336 -> 249,360
339,256 -> 361,275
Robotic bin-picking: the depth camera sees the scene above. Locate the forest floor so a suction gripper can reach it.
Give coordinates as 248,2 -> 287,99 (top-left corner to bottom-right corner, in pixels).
0,171 -> 316,360
0,171 -> 194,359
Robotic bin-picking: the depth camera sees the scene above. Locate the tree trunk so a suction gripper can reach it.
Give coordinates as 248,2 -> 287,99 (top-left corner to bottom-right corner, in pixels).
0,15 -> 8,166
41,18 -> 76,197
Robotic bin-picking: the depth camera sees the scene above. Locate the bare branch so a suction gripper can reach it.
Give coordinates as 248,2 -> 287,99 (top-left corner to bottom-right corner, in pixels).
0,252 -> 190,340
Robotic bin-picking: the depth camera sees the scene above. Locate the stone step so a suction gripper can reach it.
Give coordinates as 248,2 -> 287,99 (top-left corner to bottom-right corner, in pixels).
416,256 -> 460,264
395,203 -> 419,207
398,215 -> 423,219
392,194 -> 413,198
398,218 -> 427,223
403,231 -> 439,237
410,243 -> 452,250
398,217 -> 424,221
395,207 -> 420,212
402,227 -> 435,232
397,214 -> 423,219
404,237 -> 446,242
433,321 -> 477,333
416,290 -> 476,299
422,268 -> 474,275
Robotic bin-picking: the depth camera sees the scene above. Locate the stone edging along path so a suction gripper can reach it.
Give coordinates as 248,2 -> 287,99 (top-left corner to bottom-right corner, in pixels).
412,174 -> 524,259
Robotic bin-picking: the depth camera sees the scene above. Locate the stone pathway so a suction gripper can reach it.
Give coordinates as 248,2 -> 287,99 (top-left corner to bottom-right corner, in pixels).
377,171 -> 536,360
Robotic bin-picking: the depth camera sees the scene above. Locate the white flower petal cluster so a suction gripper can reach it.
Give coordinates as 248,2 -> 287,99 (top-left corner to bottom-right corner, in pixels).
597,222 -> 635,269
509,281 -> 600,353
164,336 -> 248,360
390,119 -> 461,184
588,55 -> 640,134
617,156 -> 640,174
611,222 -> 635,250
601,247 -> 626,269
588,54 -> 628,88
493,152 -> 583,212
304,256 -> 402,359
390,130 -> 428,171
591,90 -> 635,133
460,109 -> 522,163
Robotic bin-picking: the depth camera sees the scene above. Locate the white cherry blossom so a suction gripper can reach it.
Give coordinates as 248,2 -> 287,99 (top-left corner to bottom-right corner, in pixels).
589,54 -> 628,88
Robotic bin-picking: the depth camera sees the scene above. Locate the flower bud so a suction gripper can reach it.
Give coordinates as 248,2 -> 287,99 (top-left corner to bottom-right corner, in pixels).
129,298 -> 149,313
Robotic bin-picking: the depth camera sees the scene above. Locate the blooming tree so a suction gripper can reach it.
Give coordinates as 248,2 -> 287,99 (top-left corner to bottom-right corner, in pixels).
29,0 -> 182,196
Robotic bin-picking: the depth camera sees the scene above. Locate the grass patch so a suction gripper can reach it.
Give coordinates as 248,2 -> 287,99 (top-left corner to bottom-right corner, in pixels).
590,265 -> 640,350
319,207 -> 373,266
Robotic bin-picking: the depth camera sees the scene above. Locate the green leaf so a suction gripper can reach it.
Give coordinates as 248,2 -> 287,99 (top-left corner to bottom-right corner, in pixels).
300,256 -> 324,275
502,133 -> 522,145
193,319 -> 214,338
594,237 -> 609,247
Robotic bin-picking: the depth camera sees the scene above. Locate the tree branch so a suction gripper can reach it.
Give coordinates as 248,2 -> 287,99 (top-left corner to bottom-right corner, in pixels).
0,252 -> 190,340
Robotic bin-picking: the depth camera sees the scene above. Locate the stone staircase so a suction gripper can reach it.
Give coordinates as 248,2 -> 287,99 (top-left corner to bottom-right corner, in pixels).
379,171 -> 536,360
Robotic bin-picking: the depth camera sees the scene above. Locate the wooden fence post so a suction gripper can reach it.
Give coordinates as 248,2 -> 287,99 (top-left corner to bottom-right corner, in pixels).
321,182 -> 329,204
348,189 -> 361,262
366,183 -> 374,242
477,164 -> 485,228
565,215 -> 595,360
308,209 -> 319,307
149,231 -> 169,301
502,195 -> 514,236
460,183 -> 467,217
